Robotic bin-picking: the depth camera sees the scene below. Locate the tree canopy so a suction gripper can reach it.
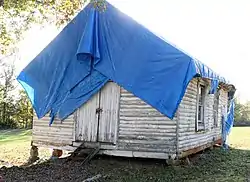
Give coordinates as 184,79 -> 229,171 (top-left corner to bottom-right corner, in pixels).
0,0 -> 106,54
0,53 -> 33,129
234,99 -> 250,123
0,0 -> 107,129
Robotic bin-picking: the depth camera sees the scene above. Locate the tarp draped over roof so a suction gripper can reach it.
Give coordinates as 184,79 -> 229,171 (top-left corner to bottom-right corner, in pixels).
17,2 -> 229,124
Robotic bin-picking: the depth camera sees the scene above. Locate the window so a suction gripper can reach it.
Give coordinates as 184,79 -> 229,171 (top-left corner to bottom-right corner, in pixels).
196,82 -> 206,132
213,90 -> 220,128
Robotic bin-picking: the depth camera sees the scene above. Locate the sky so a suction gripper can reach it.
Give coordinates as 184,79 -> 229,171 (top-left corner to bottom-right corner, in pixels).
17,0 -> 250,103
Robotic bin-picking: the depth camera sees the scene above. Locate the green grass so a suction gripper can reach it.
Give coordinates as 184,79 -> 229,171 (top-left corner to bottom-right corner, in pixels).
107,148 -> 250,182
108,127 -> 250,182
0,127 -> 250,181
0,129 -> 50,166
229,127 -> 250,149
0,129 -> 31,145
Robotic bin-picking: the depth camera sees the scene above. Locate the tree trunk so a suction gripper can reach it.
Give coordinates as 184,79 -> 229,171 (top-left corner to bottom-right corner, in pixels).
25,119 -> 28,129
25,101 -> 29,129
31,110 -> 34,129
3,102 -> 6,125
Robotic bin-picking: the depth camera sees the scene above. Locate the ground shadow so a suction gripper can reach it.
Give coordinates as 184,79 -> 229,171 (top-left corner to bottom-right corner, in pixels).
0,147 -> 250,182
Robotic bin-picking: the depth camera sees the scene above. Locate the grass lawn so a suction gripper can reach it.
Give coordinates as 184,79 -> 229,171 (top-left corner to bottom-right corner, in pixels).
0,129 -> 50,166
229,127 -> 250,150
0,127 -> 250,181
110,127 -> 250,182
0,129 -> 31,144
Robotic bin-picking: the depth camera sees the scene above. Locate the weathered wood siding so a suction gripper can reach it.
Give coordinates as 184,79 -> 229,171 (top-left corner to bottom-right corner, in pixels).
178,78 -> 228,153
218,87 -> 229,127
32,114 -> 74,147
32,79 -> 229,159
98,82 -> 120,144
75,93 -> 100,142
117,88 -> 177,154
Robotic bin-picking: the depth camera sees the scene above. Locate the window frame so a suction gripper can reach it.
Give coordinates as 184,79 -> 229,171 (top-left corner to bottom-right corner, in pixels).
195,80 -> 207,132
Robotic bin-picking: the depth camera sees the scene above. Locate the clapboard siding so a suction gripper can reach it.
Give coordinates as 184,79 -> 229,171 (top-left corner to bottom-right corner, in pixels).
205,94 -> 214,131
178,78 -> 228,152
31,78 -> 230,160
218,88 -> 228,126
118,88 -> 177,154
32,114 -> 74,146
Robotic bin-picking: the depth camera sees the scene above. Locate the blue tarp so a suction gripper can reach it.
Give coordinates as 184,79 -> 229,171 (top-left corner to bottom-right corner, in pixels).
222,99 -> 235,150
17,2 -> 231,124
226,99 -> 235,135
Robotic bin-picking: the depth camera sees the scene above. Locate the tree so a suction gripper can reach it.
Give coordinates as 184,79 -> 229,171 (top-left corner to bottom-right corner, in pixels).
234,99 -> 243,122
0,52 -> 34,129
0,54 -> 18,128
0,0 -> 106,55
234,98 -> 250,123
15,90 -> 33,128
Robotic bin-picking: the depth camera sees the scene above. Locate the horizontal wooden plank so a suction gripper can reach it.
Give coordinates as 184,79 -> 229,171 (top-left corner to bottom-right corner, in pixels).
118,139 -> 176,145
178,135 -> 220,144
100,150 -> 174,159
118,134 -> 176,141
118,130 -> 176,136
120,111 -> 173,117
119,123 -> 176,129
32,137 -> 72,145
117,144 -> 175,153
120,116 -> 176,121
32,133 -> 73,140
119,127 -> 176,134
179,138 -> 221,152
32,141 -> 75,151
120,105 -> 156,109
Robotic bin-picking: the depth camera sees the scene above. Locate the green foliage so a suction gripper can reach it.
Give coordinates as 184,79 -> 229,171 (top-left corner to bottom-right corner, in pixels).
0,0 -> 41,54
0,54 -> 33,129
0,0 -> 106,55
0,0 -> 107,126
14,90 -> 33,128
0,58 -> 17,128
234,99 -> 250,123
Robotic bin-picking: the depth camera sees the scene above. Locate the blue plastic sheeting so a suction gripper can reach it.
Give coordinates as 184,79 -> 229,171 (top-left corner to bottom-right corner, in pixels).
226,99 -> 235,135
193,60 -> 227,94
222,99 -> 235,150
17,6 -> 109,123
17,2 -> 230,124
221,108 -> 228,150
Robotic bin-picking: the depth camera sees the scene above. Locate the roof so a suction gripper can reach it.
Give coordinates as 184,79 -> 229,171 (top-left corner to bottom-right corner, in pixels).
17,2 -> 234,124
